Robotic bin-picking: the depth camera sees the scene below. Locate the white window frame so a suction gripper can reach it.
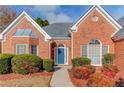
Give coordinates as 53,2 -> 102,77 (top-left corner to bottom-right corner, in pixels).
16,44 -> 28,54
81,40 -> 109,66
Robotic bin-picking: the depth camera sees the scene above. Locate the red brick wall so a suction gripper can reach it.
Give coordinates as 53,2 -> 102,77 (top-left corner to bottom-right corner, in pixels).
2,17 -> 50,59
72,9 -> 116,58
114,39 -> 124,70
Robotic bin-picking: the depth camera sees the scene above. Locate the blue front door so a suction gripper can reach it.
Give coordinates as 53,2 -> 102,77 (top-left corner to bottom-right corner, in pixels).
57,48 -> 64,64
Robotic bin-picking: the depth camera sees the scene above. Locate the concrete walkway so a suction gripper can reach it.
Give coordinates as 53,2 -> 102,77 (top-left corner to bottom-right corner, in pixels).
50,66 -> 74,87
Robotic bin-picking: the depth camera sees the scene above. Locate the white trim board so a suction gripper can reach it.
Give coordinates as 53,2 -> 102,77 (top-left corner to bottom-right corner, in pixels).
71,5 -> 122,31
0,11 -> 51,41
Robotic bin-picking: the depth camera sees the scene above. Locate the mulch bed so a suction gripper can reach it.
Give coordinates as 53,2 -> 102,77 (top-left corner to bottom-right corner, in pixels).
115,70 -> 124,80
0,72 -> 53,81
68,69 -> 88,87
68,68 -> 124,87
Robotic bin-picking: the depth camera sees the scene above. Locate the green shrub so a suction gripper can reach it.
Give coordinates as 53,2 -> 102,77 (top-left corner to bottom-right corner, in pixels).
43,59 -> 54,72
11,54 -> 43,74
0,54 -> 15,74
103,53 -> 115,64
87,72 -> 115,87
72,57 -> 91,67
17,69 -> 29,75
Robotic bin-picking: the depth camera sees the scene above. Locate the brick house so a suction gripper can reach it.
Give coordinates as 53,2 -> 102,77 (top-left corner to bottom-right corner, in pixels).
0,5 -> 124,69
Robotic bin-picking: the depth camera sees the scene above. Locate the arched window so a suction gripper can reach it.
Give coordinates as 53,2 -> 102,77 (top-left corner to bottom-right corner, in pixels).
58,44 -> 64,47
89,39 -> 100,45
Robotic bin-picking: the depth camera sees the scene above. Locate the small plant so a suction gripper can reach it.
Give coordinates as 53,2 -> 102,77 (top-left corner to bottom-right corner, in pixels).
73,66 -> 92,80
116,78 -> 124,87
0,54 -> 15,74
72,57 -> 91,67
11,54 -> 43,74
103,53 -> 115,64
102,64 -> 119,78
43,59 -> 54,72
87,72 -> 115,87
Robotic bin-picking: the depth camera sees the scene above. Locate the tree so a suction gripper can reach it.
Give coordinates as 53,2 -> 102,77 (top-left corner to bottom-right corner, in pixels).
35,17 -> 49,27
0,6 -> 16,32
43,20 -> 49,27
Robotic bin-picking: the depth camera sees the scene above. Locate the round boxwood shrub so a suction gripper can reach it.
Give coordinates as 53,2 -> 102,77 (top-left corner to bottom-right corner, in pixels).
11,54 -> 43,74
72,57 -> 91,67
103,53 -> 115,64
43,59 -> 54,72
0,54 -> 15,74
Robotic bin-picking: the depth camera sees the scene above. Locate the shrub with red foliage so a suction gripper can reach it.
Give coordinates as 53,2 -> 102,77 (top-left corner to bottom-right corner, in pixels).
101,64 -> 119,78
73,66 -> 93,80
83,65 -> 96,74
102,70 -> 116,78
87,72 -> 115,87
68,69 -> 88,87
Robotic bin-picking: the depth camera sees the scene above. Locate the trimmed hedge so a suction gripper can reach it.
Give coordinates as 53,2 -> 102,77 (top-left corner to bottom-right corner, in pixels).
0,54 -> 15,74
11,54 -> 43,74
43,59 -> 54,72
72,57 -> 91,67
103,53 -> 115,64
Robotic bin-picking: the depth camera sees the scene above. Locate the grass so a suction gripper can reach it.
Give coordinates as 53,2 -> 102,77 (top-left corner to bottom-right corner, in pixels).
0,72 -> 53,87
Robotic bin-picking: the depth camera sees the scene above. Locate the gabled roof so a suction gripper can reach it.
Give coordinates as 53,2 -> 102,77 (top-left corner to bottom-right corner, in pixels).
0,11 -> 51,41
71,5 -> 122,31
43,23 -> 73,39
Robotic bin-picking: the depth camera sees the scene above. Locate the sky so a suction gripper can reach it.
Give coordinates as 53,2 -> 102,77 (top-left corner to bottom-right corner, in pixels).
3,5 -> 124,24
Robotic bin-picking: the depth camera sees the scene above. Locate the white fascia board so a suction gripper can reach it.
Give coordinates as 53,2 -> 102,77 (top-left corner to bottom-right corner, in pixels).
71,5 -> 122,31
71,5 -> 96,30
48,37 -> 71,40
0,11 -> 51,40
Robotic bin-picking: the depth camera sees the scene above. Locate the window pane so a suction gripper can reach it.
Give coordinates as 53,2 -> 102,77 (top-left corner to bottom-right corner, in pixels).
23,29 -> 32,36
65,48 -> 68,63
102,45 -> 108,56
82,45 -> 87,57
89,39 -> 100,45
30,31 -> 38,38
31,45 -> 37,55
14,29 -> 24,36
14,29 -> 38,38
16,44 -> 26,54
89,45 -> 100,64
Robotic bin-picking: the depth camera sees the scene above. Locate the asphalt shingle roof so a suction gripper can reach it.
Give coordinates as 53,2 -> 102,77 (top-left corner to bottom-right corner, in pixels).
43,23 -> 73,39
112,28 -> 124,40
112,17 -> 124,40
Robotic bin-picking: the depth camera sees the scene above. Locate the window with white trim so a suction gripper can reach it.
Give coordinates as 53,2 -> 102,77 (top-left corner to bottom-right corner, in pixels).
102,45 -> 108,56
82,45 -> 87,57
31,45 -> 37,55
16,44 -> 27,54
